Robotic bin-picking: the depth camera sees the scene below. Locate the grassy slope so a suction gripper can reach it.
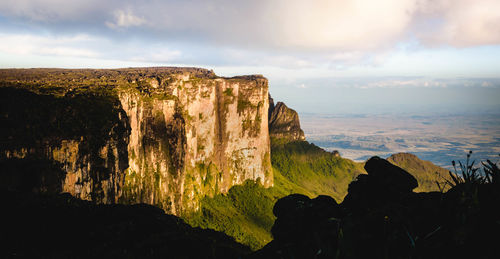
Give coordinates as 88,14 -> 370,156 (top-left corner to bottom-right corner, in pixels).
183,145 -> 453,250
387,153 -> 450,192
270,139 -> 365,201
184,140 -> 365,250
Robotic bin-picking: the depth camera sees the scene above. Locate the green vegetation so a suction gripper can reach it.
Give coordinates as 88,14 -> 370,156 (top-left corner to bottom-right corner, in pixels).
387,153 -> 450,192
483,156 -> 500,184
223,87 -> 234,96
237,99 -> 254,114
271,139 -> 365,201
184,140 -> 365,250
443,151 -> 500,189
184,169 -> 307,250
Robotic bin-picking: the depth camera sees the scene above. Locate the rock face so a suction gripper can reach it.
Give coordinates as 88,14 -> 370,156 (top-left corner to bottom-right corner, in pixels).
268,97 -> 305,142
0,87 -> 130,204
0,68 -> 272,214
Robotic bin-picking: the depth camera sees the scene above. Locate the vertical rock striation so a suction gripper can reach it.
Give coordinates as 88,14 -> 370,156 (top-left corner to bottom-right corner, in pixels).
0,87 -> 130,203
0,68 -> 272,214
118,72 -> 272,214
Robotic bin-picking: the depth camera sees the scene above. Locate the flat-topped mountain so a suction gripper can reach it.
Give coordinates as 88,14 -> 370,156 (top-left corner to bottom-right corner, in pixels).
0,67 -> 271,215
1,67 -> 472,254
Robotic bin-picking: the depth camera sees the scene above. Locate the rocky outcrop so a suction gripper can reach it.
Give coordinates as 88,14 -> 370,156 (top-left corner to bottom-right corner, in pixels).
0,68 -> 272,214
365,156 -> 419,192
268,97 -> 305,142
252,194 -> 342,258
342,156 -> 418,212
388,153 -> 450,192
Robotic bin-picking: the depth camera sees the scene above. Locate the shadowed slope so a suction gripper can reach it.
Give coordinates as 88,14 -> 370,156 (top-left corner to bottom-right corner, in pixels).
1,190 -> 250,258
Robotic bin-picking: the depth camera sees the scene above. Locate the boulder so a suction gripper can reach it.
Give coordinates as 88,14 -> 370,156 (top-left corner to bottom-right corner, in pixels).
365,156 -> 418,192
259,194 -> 342,259
272,193 -> 310,218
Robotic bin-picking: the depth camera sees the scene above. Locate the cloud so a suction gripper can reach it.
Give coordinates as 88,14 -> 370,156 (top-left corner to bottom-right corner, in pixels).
300,77 -> 500,89
0,33 -> 99,58
106,9 -> 146,29
0,0 -> 500,73
130,49 -> 182,63
0,33 -> 185,64
413,0 -> 500,47
1,0 -> 499,50
0,0 -> 104,22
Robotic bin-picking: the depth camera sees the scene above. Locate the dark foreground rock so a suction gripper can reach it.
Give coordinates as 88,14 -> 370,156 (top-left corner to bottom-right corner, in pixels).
1,190 -> 250,258
253,156 -> 500,259
342,156 -> 418,213
251,194 -> 341,259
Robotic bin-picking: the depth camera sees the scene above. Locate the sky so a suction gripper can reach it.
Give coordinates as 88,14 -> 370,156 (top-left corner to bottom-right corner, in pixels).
1,0 -> 500,114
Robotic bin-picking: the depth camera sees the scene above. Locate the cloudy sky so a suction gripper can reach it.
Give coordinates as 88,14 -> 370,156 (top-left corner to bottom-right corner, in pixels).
1,0 -> 499,114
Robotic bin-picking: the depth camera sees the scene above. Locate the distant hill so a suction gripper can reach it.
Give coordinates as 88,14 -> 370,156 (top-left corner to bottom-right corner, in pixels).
387,152 -> 450,192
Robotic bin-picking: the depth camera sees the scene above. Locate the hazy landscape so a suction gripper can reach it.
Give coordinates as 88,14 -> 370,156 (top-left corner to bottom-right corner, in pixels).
302,113 -> 500,168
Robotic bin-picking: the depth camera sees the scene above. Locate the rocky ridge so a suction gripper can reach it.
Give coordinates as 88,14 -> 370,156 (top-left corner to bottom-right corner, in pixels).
268,96 -> 305,142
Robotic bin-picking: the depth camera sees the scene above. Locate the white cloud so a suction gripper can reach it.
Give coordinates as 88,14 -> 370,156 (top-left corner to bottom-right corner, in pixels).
311,77 -> 500,89
0,34 -> 99,58
359,79 -> 451,89
0,0 -> 103,21
414,0 -> 500,47
130,49 -> 182,63
0,0 -> 500,74
2,0 -> 499,50
106,9 -> 146,29
0,32 -> 187,65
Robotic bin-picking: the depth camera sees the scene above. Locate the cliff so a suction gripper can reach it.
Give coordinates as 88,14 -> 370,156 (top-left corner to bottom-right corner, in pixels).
0,68 -> 272,214
268,97 -> 305,142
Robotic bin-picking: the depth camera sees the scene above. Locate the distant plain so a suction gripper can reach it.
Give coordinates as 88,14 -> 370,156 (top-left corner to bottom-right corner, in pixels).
301,113 -> 500,168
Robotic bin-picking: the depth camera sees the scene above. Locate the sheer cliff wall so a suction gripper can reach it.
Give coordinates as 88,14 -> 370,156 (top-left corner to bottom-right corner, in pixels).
0,68 -> 272,214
